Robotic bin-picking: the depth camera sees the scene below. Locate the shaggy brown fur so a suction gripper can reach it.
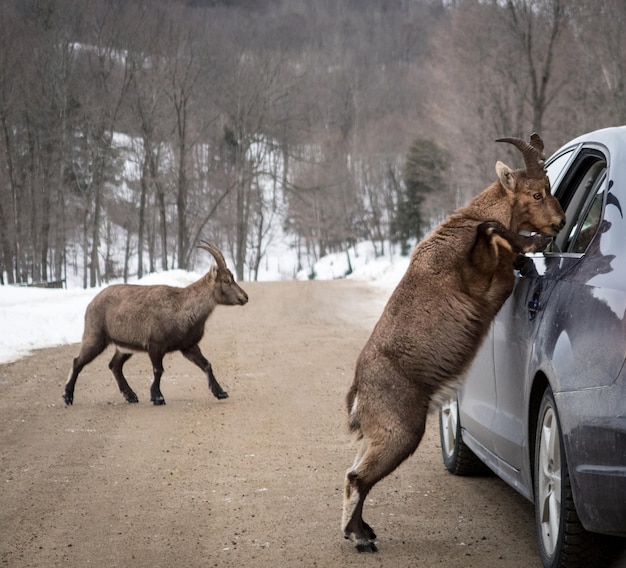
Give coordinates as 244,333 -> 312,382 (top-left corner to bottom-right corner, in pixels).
342,134 -> 565,552
63,242 -> 248,406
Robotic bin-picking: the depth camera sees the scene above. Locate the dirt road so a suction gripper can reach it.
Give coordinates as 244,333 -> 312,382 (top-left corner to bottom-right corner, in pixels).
0,279 -> 541,568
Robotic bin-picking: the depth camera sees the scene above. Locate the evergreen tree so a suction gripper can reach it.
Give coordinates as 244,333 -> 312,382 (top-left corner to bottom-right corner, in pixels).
391,139 -> 449,255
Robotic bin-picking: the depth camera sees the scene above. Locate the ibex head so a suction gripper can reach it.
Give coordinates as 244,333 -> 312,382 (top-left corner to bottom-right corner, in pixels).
495,133 -> 565,236
198,241 -> 249,306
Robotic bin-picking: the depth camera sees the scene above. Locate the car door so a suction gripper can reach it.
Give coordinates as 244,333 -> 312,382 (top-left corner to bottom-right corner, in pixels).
491,145 -> 609,474
457,321 -> 497,451
457,148 -> 578,460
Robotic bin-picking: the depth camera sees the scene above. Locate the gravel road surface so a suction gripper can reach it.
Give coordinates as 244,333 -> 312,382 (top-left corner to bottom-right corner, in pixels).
1,280 -> 543,568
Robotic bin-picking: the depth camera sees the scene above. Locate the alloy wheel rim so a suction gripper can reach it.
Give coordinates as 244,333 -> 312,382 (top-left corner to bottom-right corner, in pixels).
441,399 -> 458,457
538,405 -> 562,556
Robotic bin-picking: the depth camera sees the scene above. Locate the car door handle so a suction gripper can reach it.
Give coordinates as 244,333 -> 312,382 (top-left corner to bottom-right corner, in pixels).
528,298 -> 542,321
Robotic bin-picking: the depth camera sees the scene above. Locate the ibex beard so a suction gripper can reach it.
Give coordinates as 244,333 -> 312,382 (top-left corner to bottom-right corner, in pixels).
341,133 -> 565,552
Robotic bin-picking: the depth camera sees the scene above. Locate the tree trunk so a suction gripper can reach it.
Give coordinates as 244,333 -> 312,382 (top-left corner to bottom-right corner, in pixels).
123,223 -> 131,283
82,209 -> 89,289
235,166 -> 248,281
2,114 -> 19,283
137,149 -> 149,279
0,197 -> 11,284
176,150 -> 188,269
89,162 -> 103,288
156,184 -> 168,271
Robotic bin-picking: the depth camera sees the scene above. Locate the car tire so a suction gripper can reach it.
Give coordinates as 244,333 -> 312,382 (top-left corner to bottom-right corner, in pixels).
533,387 -> 599,568
439,397 -> 490,476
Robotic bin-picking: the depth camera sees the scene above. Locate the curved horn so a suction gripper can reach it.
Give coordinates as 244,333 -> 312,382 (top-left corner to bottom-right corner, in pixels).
198,241 -> 227,270
495,133 -> 546,178
529,132 -> 545,158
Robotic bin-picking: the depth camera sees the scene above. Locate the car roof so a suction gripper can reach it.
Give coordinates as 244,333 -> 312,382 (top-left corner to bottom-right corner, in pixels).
553,125 -> 626,161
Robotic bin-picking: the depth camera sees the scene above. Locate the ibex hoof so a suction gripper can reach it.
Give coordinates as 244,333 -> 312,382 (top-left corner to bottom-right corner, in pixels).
63,394 -> 73,406
479,220 -> 504,235
215,391 -> 229,400
356,542 -> 378,553
151,398 -> 166,406
526,234 -> 553,253
125,393 -> 139,403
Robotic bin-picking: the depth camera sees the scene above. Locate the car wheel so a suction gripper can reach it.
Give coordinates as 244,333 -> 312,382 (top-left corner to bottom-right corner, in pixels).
534,387 -> 599,568
439,397 -> 490,476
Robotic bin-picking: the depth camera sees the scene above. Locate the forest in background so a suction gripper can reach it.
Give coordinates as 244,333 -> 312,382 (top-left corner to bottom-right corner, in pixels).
0,0 -> 624,286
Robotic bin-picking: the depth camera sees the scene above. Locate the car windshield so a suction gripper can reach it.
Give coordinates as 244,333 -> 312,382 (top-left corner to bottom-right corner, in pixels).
546,149 -> 575,189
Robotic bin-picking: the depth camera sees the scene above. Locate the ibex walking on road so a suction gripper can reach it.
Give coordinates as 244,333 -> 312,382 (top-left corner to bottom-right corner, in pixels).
64,242 -> 248,406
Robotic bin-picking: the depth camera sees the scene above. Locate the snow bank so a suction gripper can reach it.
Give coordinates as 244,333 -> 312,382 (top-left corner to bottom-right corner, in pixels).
0,245 -> 408,365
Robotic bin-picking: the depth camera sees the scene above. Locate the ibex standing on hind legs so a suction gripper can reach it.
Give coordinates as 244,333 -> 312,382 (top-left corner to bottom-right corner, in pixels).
63,242 -> 248,406
342,133 -> 566,552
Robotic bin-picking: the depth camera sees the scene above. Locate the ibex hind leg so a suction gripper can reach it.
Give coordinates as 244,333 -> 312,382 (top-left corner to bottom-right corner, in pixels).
343,473 -> 377,552
342,439 -> 377,545
109,349 -> 138,403
63,336 -> 107,405
342,420 -> 426,552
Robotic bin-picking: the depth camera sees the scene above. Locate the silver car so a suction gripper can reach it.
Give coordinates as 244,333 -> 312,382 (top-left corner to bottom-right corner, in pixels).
439,126 -> 626,568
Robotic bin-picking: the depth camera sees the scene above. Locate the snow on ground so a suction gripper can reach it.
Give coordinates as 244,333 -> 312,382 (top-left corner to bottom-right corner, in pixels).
0,244 -> 410,365
0,270 -> 205,365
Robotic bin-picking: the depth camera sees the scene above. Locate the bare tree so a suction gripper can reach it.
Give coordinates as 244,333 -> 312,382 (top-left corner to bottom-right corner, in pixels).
499,0 -> 569,134
427,0 -> 571,203
166,25 -> 202,269
213,37 -> 296,279
0,0 -> 619,287
126,4 -> 174,276
70,1 -> 135,287
569,0 -> 626,126
0,0 -> 85,284
0,2 -> 22,283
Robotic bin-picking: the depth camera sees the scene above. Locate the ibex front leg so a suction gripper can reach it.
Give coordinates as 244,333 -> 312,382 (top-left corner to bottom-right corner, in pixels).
181,344 -> 229,400
468,221 -> 553,306
477,221 -> 553,254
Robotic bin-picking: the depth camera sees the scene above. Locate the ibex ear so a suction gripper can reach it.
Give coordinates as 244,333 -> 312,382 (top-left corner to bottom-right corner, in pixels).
495,161 -> 516,192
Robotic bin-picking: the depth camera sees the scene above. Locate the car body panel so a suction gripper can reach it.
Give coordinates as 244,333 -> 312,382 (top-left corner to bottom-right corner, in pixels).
458,126 -> 626,536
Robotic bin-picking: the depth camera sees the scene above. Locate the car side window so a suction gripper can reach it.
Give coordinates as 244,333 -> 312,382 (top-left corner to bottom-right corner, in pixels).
550,150 -> 607,253
568,172 -> 606,253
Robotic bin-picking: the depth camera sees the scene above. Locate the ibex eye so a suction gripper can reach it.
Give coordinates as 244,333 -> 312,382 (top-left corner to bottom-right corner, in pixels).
533,193 -> 543,200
